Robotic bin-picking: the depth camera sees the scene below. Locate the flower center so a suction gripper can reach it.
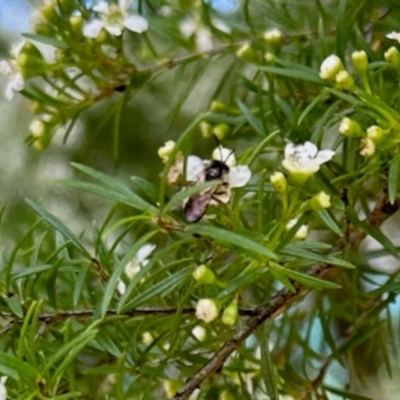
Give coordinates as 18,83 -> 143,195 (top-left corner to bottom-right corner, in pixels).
104,5 -> 125,26
290,148 -> 315,165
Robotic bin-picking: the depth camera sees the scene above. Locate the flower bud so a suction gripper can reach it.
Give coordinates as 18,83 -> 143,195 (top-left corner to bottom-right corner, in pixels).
200,121 -> 213,138
366,125 -> 384,142
195,298 -> 219,323
270,171 -> 287,193
30,119 -> 46,138
319,55 -> 344,80
286,218 -> 308,240
236,43 -> 257,63
192,325 -> 206,341
59,0 -> 75,14
142,332 -> 153,345
210,100 -> 228,113
213,123 -> 230,140
222,297 -> 238,326
263,28 -> 283,50
164,380 -> 183,398
360,137 -> 375,157
41,3 -> 58,22
192,265 -> 216,285
384,47 -> 400,69
335,70 -> 355,91
338,117 -> 363,137
16,42 -> 45,78
264,52 -> 275,64
310,191 -> 331,210
352,50 -> 368,74
158,140 -> 175,162
70,15 -> 83,37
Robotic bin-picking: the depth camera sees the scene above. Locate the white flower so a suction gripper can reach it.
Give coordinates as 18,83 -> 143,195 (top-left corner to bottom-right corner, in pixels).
319,55 -> 344,80
386,32 -> 400,43
282,141 -> 335,176
29,119 -> 46,137
124,243 -> 156,279
192,325 -> 207,341
0,60 -> 24,101
84,0 -> 148,38
179,17 -> 214,52
195,28 -> 213,52
195,298 -> 219,323
186,147 -> 252,197
286,218 -> 308,240
0,376 -> 7,400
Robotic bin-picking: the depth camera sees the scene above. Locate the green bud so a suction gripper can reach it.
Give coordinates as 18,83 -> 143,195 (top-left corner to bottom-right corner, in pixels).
360,137 -> 375,157
17,53 -> 45,79
319,55 -> 344,80
335,70 -> 355,91
210,100 -> 228,113
236,43 -> 258,64
213,123 -> 230,140
351,50 -> 368,74
200,121 -> 214,138
310,191 -> 331,210
338,117 -> 363,137
41,3 -> 58,22
367,125 -> 384,142
59,0 -> 75,14
263,28 -> 283,50
270,171 -> 287,193
193,265 -> 216,285
264,52 -> 275,64
384,47 -> 400,69
70,15 -> 83,37
222,297 -> 238,326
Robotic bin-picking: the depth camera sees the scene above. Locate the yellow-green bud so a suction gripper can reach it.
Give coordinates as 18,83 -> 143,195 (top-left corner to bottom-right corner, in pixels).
385,47 -> 400,69
192,325 -> 206,341
164,380 -> 183,398
158,140 -> 175,162
17,42 -> 45,78
59,0 -> 75,14
142,332 -> 153,345
319,55 -> 344,80
338,117 -> 363,137
210,100 -> 228,113
335,70 -> 355,91
236,43 -> 257,64
264,52 -> 275,64
270,171 -> 287,193
360,137 -> 375,157
286,218 -> 308,240
41,3 -> 58,22
219,391 -> 235,400
193,265 -> 216,285
263,28 -> 283,50
200,121 -> 214,138
94,28 -> 109,44
213,123 -> 230,140
351,50 -> 368,74
69,15 -> 83,36
366,125 -> 384,142
310,191 -> 331,210
222,297 -> 238,326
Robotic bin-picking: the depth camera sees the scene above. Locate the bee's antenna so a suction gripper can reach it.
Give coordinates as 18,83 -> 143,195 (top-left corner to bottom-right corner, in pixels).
212,134 -> 234,164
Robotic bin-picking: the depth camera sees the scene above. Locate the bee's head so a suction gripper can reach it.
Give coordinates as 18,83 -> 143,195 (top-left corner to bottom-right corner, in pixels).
205,160 -> 230,180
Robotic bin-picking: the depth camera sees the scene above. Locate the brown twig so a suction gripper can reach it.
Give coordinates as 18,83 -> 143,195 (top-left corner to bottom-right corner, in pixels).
174,187 -> 399,399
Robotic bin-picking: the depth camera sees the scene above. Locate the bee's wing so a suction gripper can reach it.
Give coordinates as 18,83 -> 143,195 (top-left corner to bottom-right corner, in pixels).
186,156 -> 205,182
184,189 -> 214,222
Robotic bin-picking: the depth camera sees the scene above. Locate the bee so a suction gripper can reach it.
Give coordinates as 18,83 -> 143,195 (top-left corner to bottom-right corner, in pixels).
184,152 -> 232,223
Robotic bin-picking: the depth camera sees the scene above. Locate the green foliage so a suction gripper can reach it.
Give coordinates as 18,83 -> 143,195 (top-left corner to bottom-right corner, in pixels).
1,0 -> 400,399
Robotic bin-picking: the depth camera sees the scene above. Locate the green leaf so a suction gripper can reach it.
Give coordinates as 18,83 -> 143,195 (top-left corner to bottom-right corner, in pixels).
22,33 -> 68,48
122,267 -> 191,311
271,263 -> 341,290
100,230 -> 158,318
185,225 -> 278,260
389,152 -> 400,204
260,324 -> 279,400
0,351 -> 39,381
317,209 -> 343,236
269,264 -> 296,293
258,65 -> 323,84
324,385 -> 373,400
237,100 -> 266,136
25,199 -> 91,259
131,176 -> 158,201
12,264 -> 54,279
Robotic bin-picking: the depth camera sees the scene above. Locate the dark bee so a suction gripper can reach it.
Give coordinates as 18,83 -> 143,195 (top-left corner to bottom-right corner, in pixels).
184,157 -> 231,223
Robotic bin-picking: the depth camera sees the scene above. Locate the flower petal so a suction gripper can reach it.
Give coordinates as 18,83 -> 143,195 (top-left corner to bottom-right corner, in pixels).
5,82 -> 15,101
124,15 -> 148,33
119,0 -> 133,11
12,72 -> 25,92
83,19 -> 105,38
229,165 -> 251,188
314,149 -> 335,164
105,24 -> 123,36
136,243 -> 156,263
116,279 -> 126,295
186,155 -> 204,182
303,141 -> 318,158
93,1 -> 109,13
212,146 -> 236,167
